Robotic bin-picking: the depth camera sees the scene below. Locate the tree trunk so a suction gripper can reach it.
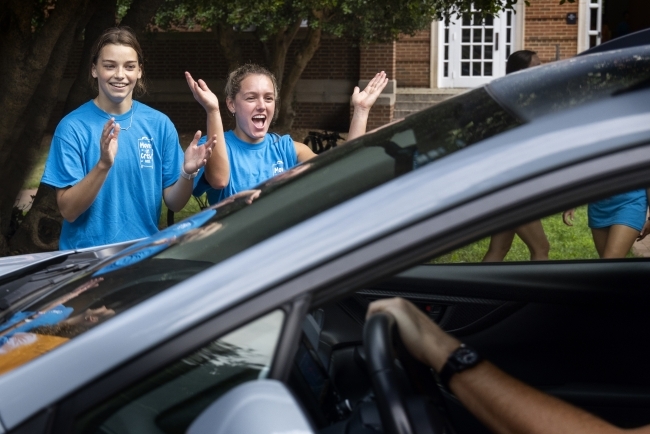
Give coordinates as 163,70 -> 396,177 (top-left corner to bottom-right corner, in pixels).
61,1 -> 114,116
264,18 -> 302,86
0,0 -> 88,244
8,185 -> 62,255
214,23 -> 244,72
0,0 -> 87,163
274,21 -> 323,133
5,3 -> 88,254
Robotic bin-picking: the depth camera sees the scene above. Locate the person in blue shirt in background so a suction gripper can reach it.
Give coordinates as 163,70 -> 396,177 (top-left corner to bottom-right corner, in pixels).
42,27 -> 216,249
185,64 -> 389,205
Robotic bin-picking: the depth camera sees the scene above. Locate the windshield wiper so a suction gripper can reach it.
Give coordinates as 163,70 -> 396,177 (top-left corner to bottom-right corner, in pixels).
0,262 -> 91,316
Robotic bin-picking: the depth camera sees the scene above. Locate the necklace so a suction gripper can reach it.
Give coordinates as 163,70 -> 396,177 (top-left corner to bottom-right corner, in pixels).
94,99 -> 134,131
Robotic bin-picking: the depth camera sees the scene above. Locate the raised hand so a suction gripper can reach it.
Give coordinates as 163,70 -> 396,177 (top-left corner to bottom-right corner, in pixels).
351,71 -> 389,112
185,71 -> 220,113
183,130 -> 216,175
99,118 -> 119,170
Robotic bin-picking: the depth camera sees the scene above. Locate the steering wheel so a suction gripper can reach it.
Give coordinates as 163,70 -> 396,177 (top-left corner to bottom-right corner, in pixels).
363,312 -> 452,434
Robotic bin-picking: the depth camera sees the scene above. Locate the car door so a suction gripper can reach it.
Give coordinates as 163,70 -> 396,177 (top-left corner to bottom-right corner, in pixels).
286,126 -> 650,431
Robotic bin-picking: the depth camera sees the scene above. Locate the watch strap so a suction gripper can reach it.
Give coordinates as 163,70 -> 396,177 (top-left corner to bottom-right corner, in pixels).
438,343 -> 482,388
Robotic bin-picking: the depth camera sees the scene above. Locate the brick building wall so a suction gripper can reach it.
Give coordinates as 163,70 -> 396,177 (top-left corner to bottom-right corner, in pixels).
395,29 -> 431,87
523,0 -> 579,62
360,42 -> 396,80
356,42 -> 396,129
51,31 -> 359,132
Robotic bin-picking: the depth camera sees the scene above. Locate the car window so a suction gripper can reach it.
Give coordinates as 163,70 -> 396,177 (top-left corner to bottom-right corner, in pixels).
433,189 -> 649,263
72,309 -> 284,434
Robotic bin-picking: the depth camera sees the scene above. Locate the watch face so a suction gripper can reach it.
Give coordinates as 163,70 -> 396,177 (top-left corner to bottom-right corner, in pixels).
455,348 -> 479,365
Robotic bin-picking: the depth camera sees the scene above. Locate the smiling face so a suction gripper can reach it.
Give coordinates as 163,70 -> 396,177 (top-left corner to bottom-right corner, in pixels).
92,44 -> 142,114
227,74 -> 276,144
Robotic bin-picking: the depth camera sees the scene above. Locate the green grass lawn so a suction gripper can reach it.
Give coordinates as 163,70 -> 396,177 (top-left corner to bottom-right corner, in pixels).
432,206 -> 601,263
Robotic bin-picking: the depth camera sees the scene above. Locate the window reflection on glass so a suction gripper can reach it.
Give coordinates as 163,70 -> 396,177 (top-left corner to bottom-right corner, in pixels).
74,310 -> 285,434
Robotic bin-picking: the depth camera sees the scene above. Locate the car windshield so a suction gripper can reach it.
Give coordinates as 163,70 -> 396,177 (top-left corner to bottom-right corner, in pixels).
1,47 -> 649,372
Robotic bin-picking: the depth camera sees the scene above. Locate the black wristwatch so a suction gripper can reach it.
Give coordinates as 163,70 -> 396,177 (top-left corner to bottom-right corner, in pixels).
438,343 -> 483,388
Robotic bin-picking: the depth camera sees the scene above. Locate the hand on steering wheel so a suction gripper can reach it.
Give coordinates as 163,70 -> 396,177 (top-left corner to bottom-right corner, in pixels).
363,312 -> 452,434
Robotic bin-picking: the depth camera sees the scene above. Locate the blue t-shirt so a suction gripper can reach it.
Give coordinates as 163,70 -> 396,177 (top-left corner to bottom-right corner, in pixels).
42,101 -> 183,249
193,131 -> 298,205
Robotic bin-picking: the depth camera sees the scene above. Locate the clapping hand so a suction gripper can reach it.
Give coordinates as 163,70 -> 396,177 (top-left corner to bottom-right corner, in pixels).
183,131 -> 216,175
99,118 -> 120,170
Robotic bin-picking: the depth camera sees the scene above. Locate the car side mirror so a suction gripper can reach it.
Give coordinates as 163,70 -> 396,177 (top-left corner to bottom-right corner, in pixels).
187,379 -> 315,434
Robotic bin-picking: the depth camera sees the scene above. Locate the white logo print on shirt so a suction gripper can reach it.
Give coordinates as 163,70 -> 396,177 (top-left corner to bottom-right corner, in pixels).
139,137 -> 154,169
272,160 -> 284,175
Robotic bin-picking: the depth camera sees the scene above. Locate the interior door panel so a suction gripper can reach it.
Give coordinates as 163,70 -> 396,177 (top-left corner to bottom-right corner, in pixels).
354,262 -> 650,431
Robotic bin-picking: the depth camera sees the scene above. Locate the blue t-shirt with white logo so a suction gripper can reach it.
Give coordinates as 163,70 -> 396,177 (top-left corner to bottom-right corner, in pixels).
42,101 -> 183,249
193,131 -> 298,205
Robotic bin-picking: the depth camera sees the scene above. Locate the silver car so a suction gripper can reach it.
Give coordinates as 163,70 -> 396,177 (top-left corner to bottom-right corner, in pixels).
1,41 -> 649,434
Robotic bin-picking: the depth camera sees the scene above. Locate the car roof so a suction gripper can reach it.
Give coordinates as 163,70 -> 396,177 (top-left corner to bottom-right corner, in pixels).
578,28 -> 650,56
1,86 -> 649,431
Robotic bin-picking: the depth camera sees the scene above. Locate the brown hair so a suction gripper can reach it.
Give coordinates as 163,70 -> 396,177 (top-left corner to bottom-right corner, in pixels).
89,26 -> 147,96
225,64 -> 280,121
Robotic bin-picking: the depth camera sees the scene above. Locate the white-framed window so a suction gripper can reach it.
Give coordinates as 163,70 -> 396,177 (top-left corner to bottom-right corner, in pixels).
438,6 -> 518,88
578,0 -> 603,52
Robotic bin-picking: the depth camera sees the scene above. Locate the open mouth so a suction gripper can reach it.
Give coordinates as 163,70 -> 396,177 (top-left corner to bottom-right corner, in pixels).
109,83 -> 128,90
252,114 -> 266,129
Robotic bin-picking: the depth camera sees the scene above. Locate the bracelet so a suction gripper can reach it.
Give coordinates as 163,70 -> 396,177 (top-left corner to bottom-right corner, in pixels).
180,167 -> 199,180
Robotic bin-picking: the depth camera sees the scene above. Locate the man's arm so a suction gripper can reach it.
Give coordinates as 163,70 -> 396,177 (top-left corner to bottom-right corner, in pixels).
367,297 -> 650,434
57,119 -> 119,222
185,72 -> 229,189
